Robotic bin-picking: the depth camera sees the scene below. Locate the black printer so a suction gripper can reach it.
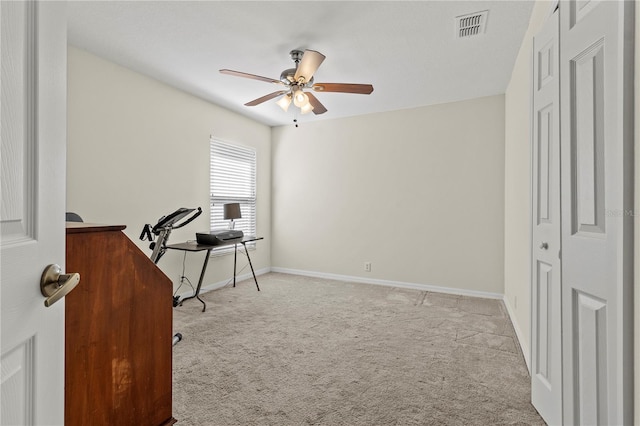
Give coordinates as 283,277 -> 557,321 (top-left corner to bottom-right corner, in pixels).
196,229 -> 244,245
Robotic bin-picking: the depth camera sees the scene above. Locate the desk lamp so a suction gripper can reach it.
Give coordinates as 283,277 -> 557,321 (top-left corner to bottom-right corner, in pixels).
223,203 -> 241,230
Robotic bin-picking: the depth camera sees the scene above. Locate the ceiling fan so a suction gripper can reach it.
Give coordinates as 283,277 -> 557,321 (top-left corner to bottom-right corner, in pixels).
220,49 -> 374,116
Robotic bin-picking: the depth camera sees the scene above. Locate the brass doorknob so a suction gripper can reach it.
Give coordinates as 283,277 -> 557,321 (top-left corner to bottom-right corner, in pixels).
40,264 -> 80,307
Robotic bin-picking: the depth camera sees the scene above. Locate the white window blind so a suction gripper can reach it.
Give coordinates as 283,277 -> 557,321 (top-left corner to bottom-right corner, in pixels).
210,139 -> 257,252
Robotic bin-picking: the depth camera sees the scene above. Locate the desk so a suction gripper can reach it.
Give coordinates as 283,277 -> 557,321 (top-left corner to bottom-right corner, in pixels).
166,236 -> 263,312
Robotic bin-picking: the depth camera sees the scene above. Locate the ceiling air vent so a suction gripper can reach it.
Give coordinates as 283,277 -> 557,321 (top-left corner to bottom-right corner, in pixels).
455,10 -> 488,39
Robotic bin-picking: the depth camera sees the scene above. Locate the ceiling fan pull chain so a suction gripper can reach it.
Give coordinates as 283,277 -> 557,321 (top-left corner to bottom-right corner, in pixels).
293,108 -> 300,127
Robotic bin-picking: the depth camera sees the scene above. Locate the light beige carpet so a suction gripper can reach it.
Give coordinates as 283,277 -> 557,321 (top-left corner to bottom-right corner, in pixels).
172,273 -> 544,425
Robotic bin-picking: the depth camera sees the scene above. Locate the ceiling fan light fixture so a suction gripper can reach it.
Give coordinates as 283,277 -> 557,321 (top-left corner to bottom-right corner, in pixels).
293,89 -> 308,108
276,94 -> 292,112
301,102 -> 314,115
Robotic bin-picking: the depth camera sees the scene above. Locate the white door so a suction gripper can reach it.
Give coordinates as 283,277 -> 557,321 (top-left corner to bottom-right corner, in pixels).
530,9 -> 562,425
1,2 -> 68,425
560,1 -> 634,424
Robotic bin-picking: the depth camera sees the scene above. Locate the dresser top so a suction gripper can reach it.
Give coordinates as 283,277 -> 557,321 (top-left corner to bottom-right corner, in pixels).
66,223 -> 126,234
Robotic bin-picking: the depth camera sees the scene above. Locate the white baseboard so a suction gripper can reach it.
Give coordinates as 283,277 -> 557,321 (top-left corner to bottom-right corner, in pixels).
175,267 -> 271,299
270,267 -> 504,300
502,295 -> 531,373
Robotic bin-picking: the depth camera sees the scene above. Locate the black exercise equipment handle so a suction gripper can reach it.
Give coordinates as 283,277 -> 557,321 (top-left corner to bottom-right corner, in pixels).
172,207 -> 202,230
151,207 -> 202,234
139,224 -> 153,241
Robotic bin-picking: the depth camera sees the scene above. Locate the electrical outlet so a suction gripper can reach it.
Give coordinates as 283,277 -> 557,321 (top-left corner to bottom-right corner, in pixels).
364,262 -> 371,272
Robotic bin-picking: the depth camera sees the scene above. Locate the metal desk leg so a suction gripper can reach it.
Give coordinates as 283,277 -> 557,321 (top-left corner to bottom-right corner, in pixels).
178,248 -> 210,312
233,243 -> 237,287
242,242 -> 260,291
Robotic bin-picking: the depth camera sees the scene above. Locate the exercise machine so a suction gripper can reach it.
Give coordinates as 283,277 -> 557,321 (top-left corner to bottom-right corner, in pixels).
140,207 -> 202,346
140,207 -> 202,264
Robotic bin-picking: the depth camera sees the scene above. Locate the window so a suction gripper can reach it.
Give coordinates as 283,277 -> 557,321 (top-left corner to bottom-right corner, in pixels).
210,139 -> 257,252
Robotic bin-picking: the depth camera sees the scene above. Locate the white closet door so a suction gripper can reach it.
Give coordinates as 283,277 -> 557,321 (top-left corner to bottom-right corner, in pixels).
530,10 -> 562,425
559,1 -> 634,424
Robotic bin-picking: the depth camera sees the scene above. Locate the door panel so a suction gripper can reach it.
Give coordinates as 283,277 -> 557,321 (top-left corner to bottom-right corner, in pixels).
570,39 -> 605,235
573,291 -> 608,425
534,260 -> 552,384
0,0 -> 37,243
531,11 -> 562,425
0,2 -> 67,425
536,105 -> 553,225
560,1 -> 634,424
1,338 -> 35,425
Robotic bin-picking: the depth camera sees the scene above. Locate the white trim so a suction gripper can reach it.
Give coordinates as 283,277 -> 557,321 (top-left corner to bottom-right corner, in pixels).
527,1 -> 536,382
175,267 -> 271,299
270,267 -> 503,300
503,294 -> 531,373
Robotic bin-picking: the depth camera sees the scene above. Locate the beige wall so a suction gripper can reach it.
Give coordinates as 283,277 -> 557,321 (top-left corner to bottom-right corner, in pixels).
67,47 -> 271,291
503,0 -> 554,367
271,95 -> 506,295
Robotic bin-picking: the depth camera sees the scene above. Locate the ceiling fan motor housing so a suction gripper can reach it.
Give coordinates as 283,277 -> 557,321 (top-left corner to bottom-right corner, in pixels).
281,49 -> 313,86
280,68 -> 313,86
279,68 -> 296,84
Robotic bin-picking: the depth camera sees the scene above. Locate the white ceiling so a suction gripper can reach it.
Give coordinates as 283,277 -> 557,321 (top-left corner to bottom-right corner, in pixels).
67,1 -> 534,127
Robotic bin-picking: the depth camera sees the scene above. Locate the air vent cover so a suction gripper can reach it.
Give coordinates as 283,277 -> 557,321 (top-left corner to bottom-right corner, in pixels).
455,10 -> 488,38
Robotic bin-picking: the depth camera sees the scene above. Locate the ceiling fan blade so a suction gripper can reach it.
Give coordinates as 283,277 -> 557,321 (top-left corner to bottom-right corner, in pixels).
244,90 -> 289,106
293,50 -> 326,83
220,69 -> 283,85
312,83 -> 374,95
306,92 -> 327,115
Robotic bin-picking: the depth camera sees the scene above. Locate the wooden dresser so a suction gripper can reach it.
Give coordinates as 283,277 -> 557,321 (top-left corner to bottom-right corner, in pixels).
65,223 -> 175,426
